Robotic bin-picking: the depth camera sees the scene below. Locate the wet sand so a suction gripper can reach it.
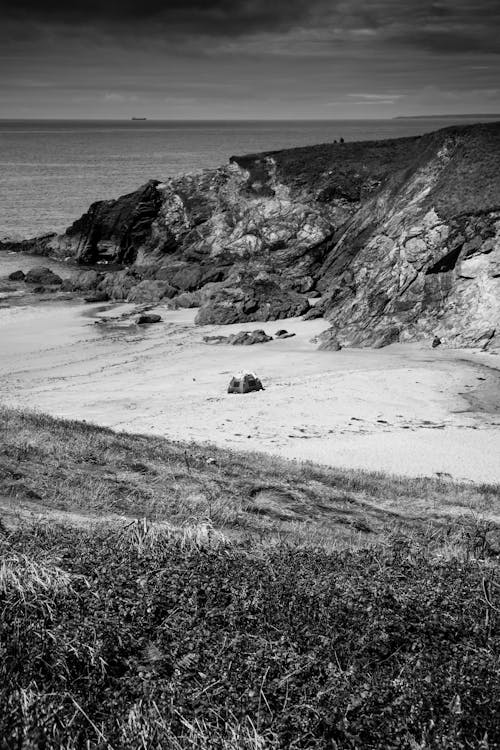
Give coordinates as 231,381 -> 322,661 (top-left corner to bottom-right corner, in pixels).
1,296 -> 500,484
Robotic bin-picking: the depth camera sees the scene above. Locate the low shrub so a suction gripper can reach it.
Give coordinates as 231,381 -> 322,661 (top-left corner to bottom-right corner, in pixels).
1,523 -> 499,749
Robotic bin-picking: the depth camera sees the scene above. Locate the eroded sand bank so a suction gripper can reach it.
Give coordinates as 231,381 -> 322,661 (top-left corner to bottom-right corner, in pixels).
1,299 -> 499,483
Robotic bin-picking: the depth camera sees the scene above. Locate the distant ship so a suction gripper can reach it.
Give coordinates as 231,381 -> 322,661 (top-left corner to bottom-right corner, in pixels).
131,117 -> 147,121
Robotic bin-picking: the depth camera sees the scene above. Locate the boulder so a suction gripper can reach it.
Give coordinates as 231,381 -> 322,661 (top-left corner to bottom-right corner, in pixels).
171,265 -> 225,291
195,278 -> 310,325
317,327 -> 342,351
32,286 -> 46,294
60,278 -> 76,292
229,329 -> 273,345
432,336 -> 441,348
8,270 -> 25,281
137,314 -> 162,325
71,269 -> 103,292
24,267 -> 63,285
97,270 -> 135,300
169,291 -> 203,308
303,304 -> 325,320
127,280 -> 172,304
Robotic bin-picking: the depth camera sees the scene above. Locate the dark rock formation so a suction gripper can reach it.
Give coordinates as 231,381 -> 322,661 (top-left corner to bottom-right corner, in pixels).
317,328 -> 342,351
275,329 -> 296,339
137,314 -> 162,325
24,267 -> 63,285
4,122 -> 500,348
8,270 -> 25,281
195,277 -> 310,325
203,329 -> 273,345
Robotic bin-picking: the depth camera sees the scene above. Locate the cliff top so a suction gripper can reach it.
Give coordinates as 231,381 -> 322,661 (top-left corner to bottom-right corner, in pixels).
231,121 -> 500,218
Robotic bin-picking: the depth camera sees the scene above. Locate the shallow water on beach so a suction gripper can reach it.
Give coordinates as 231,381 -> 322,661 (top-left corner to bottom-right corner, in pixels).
0,250 -> 75,279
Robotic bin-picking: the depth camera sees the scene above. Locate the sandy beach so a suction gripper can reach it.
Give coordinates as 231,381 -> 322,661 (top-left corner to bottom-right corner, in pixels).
1,294 -> 499,484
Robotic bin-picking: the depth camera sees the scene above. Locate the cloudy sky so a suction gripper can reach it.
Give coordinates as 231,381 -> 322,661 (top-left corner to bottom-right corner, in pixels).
1,0 -> 499,119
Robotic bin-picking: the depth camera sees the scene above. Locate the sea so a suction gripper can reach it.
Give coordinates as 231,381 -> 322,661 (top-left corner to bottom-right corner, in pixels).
0,116 -> 496,240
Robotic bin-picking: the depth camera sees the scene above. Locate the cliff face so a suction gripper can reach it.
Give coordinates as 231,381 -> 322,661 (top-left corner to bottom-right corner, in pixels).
5,122 -> 500,347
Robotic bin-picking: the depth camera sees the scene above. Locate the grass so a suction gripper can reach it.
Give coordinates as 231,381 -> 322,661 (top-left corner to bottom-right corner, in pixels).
1,405 -> 499,547
1,405 -> 499,748
232,122 -> 500,220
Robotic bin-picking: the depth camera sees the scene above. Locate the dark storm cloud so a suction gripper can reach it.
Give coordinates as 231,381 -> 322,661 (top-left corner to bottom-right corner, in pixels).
1,0 -> 320,37
1,0 -> 499,54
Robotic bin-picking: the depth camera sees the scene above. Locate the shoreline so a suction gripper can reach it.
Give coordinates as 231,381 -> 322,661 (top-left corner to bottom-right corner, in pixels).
1,295 -> 499,484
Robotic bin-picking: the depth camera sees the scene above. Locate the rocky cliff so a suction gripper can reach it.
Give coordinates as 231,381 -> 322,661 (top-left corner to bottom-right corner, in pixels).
4,122 -> 500,348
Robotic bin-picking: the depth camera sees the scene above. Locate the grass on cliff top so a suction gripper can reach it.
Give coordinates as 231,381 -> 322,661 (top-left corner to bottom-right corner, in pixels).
233,121 -> 500,219
1,405 -> 499,547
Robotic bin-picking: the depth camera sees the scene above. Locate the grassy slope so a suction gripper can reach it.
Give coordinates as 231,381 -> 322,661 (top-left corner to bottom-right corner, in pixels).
1,406 -> 499,544
1,407 -> 500,749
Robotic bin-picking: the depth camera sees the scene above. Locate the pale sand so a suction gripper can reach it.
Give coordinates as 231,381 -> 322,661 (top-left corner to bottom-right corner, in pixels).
1,299 -> 499,484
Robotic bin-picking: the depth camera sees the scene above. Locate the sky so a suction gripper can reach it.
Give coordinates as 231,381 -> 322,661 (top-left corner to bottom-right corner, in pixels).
1,0 -> 499,119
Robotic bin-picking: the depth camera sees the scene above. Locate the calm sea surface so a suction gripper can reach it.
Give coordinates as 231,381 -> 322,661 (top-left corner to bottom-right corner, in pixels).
0,117 -> 493,239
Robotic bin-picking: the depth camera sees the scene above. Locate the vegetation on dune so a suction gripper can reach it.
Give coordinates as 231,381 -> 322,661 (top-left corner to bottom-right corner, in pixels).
1,407 -> 500,748
1,406 -> 499,545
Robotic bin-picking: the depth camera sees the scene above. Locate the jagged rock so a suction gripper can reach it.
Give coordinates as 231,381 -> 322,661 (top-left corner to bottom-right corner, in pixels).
372,326 -> 401,349
71,269 -> 103,292
195,278 -> 309,325
303,304 -> 325,320
317,327 -> 342,351
289,275 -> 315,294
171,265 -> 224,291
203,329 -> 273,345
167,291 -> 203,309
24,267 -> 63,285
8,270 -> 25,281
127,280 -> 175,304
6,122 -> 500,347
230,330 -> 273,345
137,314 -> 162,325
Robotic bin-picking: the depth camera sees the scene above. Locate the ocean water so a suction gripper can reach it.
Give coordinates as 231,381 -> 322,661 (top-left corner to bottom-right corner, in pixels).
0,117 -> 494,240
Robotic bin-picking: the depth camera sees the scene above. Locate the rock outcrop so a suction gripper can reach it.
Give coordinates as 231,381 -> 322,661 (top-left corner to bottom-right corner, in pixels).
24,267 -> 63,286
3,122 -> 499,348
